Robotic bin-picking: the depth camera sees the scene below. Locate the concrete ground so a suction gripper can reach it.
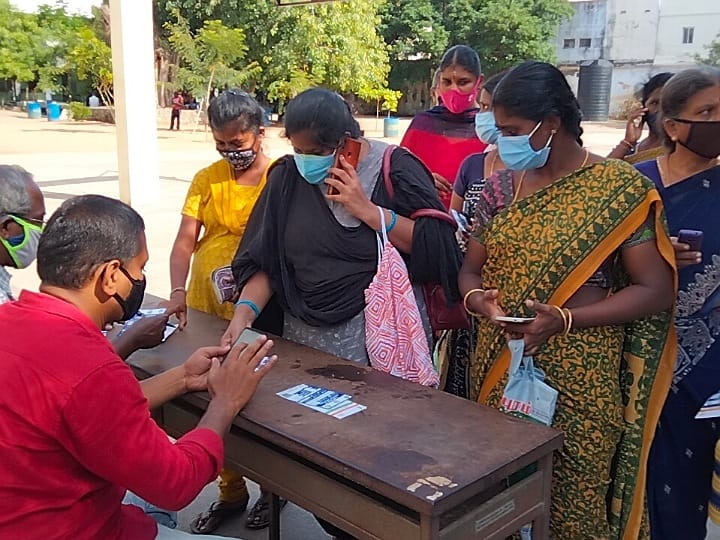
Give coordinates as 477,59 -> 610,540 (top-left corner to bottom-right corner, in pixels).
5,108 -> 716,540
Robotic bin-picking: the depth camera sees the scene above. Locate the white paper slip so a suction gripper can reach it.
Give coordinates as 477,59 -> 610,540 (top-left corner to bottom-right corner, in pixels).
277,384 -> 365,419
696,389 -> 720,419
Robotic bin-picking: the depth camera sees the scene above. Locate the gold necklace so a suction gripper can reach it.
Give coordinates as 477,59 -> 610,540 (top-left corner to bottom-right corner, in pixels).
512,149 -> 589,204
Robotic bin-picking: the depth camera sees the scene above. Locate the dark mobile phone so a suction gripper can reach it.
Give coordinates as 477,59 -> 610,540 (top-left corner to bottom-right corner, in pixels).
678,229 -> 703,252
327,136 -> 362,195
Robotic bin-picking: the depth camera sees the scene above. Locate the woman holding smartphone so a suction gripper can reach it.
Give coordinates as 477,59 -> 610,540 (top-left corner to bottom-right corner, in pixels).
458,61 -> 677,539
223,88 -> 460,539
633,67 -> 720,540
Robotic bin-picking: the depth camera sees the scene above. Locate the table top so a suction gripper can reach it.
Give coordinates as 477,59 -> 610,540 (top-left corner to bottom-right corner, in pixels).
129,305 -> 562,516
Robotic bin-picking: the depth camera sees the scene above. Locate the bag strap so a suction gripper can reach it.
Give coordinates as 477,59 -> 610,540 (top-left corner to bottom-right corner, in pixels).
382,144 -> 397,199
381,144 -> 456,229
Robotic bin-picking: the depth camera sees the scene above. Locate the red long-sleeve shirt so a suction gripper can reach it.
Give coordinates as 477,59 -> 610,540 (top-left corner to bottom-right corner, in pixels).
0,291 -> 223,539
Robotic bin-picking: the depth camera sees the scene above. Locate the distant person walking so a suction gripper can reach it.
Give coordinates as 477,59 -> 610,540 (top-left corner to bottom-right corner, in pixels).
170,91 -> 184,131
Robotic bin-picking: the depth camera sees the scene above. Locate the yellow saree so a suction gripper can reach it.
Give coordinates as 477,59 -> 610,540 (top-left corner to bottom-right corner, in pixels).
471,159 -> 677,539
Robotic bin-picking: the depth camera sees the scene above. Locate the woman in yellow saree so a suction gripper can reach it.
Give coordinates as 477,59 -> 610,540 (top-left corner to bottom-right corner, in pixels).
459,62 -> 678,539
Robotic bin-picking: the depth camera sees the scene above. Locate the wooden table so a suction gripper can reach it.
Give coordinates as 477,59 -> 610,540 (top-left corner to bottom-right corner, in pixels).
128,306 -> 563,540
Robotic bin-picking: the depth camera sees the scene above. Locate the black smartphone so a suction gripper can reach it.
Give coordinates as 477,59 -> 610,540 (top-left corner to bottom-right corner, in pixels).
678,229 -> 703,252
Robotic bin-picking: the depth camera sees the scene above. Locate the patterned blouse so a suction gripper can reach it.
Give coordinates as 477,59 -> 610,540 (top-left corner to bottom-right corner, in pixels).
474,168 -> 656,288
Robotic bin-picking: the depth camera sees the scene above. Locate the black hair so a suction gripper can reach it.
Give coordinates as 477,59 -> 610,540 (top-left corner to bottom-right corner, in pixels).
37,195 -> 145,289
641,72 -> 673,105
207,89 -> 265,133
493,61 -> 584,146
439,45 -> 482,78
482,69 -> 510,97
659,67 -> 720,149
283,88 -> 361,150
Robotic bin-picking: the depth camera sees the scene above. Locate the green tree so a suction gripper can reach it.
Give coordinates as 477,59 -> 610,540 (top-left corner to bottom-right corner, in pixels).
165,13 -> 261,106
67,27 -> 114,109
441,0 -> 572,74
696,34 -> 720,66
380,0 -> 448,61
0,0 -> 44,96
34,2 -> 91,92
155,0 -> 399,113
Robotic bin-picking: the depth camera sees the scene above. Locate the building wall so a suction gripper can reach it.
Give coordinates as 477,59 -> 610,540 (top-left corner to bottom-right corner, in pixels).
604,0 -> 660,63
556,1 -> 606,64
655,0 -> 720,65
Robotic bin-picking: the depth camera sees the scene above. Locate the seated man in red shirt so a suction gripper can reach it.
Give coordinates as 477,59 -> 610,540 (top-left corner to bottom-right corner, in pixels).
0,194 -> 276,540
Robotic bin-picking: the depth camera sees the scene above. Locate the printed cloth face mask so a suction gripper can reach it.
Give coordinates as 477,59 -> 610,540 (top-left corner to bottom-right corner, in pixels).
673,118 -> 720,159
219,147 -> 257,171
293,152 -> 336,184
474,110 -> 500,145
0,215 -> 43,269
497,120 -> 555,171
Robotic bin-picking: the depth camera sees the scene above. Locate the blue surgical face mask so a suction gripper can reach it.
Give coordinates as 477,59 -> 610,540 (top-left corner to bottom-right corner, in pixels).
293,153 -> 335,184
474,110 -> 500,145
497,120 -> 554,171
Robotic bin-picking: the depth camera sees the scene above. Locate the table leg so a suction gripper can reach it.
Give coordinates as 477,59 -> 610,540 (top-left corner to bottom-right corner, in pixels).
270,492 -> 281,540
420,514 -> 439,540
532,454 -> 553,540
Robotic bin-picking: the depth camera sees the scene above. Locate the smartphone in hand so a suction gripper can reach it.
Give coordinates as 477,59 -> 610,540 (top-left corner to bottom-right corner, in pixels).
233,327 -> 272,372
327,136 -> 362,195
678,229 -> 703,252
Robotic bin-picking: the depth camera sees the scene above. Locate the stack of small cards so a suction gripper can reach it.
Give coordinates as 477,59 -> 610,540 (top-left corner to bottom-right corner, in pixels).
278,384 -> 366,419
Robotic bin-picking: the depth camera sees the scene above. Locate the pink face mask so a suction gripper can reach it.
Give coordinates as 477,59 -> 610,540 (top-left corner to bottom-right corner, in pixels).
439,80 -> 481,114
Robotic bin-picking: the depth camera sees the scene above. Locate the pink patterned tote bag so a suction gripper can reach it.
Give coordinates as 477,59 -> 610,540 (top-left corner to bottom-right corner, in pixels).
364,207 -> 439,387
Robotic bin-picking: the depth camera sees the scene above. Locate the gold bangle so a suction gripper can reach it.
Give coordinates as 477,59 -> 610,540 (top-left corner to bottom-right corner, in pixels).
563,308 -> 573,336
170,287 -> 186,296
463,288 -> 485,317
621,139 -> 635,150
549,305 -> 568,334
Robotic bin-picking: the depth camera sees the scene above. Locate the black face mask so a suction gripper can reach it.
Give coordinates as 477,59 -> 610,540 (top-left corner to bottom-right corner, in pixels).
673,118 -> 720,159
113,266 -> 146,322
644,111 -> 659,135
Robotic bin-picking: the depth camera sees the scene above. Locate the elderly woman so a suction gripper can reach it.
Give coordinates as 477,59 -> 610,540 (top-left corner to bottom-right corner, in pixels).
459,61 -> 677,539
635,66 -> 720,540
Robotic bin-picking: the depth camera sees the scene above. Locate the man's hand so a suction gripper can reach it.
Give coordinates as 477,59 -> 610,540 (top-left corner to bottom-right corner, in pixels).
183,345 -> 231,393
112,315 -> 169,359
208,336 -> 276,414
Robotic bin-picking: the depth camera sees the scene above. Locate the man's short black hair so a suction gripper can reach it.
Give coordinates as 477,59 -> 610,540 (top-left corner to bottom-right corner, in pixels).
37,195 -> 145,289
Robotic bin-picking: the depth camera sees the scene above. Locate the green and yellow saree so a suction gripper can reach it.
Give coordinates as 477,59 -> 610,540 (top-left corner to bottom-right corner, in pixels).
471,159 -> 677,539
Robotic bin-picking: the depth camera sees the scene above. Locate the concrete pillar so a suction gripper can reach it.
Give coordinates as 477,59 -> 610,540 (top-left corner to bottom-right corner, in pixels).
109,0 -> 159,205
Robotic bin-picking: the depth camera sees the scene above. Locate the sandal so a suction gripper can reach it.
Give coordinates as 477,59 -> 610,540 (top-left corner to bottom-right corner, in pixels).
190,495 -> 250,534
245,492 -> 288,530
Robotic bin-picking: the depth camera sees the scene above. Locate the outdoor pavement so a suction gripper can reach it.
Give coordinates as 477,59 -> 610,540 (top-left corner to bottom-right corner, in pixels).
7,108 -> 712,540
